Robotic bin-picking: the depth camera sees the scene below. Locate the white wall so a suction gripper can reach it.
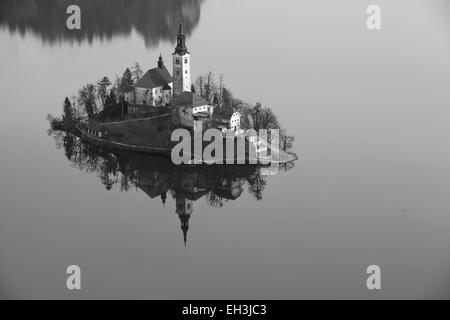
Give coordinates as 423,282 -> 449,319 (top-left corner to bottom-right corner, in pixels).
192,104 -> 212,114
230,112 -> 241,130
135,82 -> 173,106
173,53 -> 191,95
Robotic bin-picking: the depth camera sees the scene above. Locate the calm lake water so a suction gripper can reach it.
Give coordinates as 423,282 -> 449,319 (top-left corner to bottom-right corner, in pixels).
1,0 -> 450,299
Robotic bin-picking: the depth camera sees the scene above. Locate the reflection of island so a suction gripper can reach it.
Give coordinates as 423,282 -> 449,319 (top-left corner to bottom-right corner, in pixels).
52,132 -> 295,245
0,0 -> 204,47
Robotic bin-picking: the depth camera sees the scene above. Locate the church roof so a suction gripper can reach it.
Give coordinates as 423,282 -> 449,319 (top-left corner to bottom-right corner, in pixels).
138,185 -> 165,199
193,112 -> 210,119
135,66 -> 173,89
176,189 -> 210,201
170,92 -> 209,108
214,186 -> 243,200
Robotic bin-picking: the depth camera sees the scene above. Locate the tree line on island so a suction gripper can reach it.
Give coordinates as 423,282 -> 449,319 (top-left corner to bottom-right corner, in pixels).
48,63 -> 294,152
48,63 -> 143,127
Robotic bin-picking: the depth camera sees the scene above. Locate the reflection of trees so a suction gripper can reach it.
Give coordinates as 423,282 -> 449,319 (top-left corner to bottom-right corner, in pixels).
0,0 -> 204,47
280,161 -> 296,173
246,171 -> 267,201
49,131 -> 297,245
50,132 -> 287,206
206,190 -> 227,208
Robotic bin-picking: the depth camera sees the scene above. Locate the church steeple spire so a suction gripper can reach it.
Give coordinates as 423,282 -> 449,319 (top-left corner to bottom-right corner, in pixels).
174,21 -> 188,55
180,214 -> 190,246
179,21 -> 184,35
157,54 -> 164,69
175,195 -> 193,246
161,191 -> 167,206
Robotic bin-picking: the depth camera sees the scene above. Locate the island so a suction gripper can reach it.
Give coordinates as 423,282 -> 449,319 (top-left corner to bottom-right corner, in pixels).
49,22 -> 297,166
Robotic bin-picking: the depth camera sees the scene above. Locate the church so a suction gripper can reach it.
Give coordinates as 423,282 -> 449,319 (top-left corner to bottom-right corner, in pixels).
128,22 -> 240,132
129,23 -> 209,113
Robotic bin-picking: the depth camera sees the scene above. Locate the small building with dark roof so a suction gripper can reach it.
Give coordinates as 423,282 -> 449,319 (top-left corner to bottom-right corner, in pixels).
128,21 -> 241,132
170,92 -> 213,113
212,105 -> 242,131
133,55 -> 173,107
170,91 -> 214,125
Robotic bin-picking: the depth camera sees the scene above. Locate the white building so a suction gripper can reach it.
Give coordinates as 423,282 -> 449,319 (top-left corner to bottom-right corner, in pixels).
171,91 -> 214,118
213,105 -> 242,131
129,22 -> 192,115
129,22 -> 241,129
230,112 -> 241,131
133,55 -> 173,107
172,22 -> 191,96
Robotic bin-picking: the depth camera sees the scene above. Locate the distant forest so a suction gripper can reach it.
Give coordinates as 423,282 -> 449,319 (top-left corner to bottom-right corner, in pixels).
0,0 -> 204,46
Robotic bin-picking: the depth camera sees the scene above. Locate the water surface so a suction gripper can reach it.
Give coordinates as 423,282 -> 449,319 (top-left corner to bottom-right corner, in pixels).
1,0 -> 450,299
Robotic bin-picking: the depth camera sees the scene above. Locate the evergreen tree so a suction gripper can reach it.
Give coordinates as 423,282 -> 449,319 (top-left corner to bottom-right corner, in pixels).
97,76 -> 111,107
62,97 -> 74,123
105,89 -> 116,108
114,75 -> 123,97
222,88 -> 233,107
63,134 -> 76,160
247,171 -> 266,201
121,68 -> 134,93
213,93 -> 219,105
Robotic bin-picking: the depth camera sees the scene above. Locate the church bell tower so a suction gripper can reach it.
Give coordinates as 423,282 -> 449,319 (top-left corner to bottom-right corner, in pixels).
176,196 -> 193,246
173,22 -> 191,96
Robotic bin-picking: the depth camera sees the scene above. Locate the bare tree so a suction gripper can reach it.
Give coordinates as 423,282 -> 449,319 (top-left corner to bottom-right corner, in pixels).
217,73 -> 225,105
77,84 -> 97,119
204,71 -> 216,102
206,191 -> 226,208
251,103 -> 279,130
194,75 -> 205,98
114,75 -> 123,97
247,171 -> 267,201
131,62 -> 143,84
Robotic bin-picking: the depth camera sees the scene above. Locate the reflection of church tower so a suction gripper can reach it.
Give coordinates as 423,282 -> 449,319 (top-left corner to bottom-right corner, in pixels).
173,22 -> 191,96
161,191 -> 167,206
176,196 -> 193,246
